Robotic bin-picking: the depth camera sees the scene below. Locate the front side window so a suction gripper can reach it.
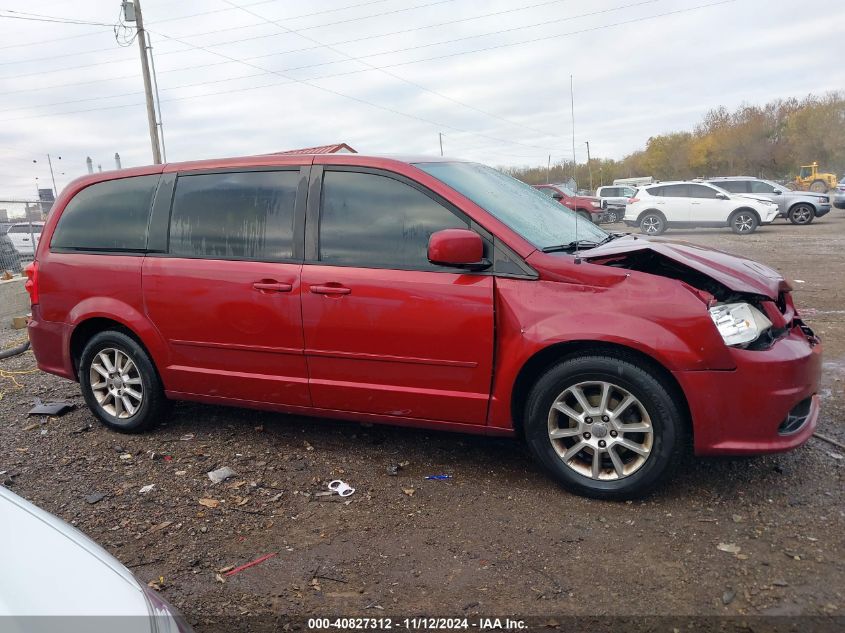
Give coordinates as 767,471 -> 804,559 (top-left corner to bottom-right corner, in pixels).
714,181 -> 747,193
687,184 -> 719,199
536,187 -> 557,198
51,175 -> 159,251
750,180 -> 777,194
169,170 -> 298,261
319,170 -> 468,270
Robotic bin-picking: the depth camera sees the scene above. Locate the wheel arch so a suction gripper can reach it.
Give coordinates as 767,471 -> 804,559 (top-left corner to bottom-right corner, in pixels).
509,340 -> 692,442
69,317 -> 162,383
729,206 -> 761,222
636,208 -> 665,224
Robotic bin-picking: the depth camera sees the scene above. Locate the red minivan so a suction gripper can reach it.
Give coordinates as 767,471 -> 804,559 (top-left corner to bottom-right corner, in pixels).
26,154 -> 822,499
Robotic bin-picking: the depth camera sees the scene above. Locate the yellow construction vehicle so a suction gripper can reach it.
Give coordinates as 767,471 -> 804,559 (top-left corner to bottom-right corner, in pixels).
793,162 -> 838,192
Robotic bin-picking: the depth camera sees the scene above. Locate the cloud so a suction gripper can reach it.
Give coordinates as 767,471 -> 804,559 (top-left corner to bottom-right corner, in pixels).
1,0 -> 843,198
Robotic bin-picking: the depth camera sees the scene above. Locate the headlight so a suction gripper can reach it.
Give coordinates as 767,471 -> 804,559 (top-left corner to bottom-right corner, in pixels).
708,302 -> 772,346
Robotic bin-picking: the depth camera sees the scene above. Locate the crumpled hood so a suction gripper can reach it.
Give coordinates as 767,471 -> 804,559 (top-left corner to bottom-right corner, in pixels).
584,235 -> 787,299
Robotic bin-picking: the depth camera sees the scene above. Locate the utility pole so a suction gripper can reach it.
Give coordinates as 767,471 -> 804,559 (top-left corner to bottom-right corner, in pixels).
33,155 -> 61,195
125,0 -> 162,164
439,132 -> 443,157
584,141 -> 592,193
547,155 -> 551,183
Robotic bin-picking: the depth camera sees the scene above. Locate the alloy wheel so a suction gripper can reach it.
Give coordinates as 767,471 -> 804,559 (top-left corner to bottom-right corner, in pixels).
733,213 -> 754,233
547,381 -> 654,481
641,216 -> 661,234
791,206 -> 812,224
89,348 -> 144,419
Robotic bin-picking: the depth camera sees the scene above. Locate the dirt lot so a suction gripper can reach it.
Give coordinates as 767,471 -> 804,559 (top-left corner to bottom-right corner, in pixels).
1,214 -> 844,630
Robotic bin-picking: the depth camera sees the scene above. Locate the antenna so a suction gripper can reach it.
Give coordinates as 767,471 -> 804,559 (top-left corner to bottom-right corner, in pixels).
571,74 -> 581,264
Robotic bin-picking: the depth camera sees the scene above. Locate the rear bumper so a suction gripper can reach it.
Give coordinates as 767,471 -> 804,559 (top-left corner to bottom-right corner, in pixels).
676,327 -> 822,455
27,305 -> 75,381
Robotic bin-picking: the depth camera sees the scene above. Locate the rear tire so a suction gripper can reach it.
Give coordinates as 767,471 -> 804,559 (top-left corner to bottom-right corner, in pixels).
523,354 -> 686,500
787,204 -> 815,225
639,211 -> 666,236
79,331 -> 168,433
729,209 -> 759,234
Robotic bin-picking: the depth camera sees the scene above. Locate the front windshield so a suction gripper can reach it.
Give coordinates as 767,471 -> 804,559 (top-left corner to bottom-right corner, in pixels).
553,184 -> 577,196
415,162 -> 608,250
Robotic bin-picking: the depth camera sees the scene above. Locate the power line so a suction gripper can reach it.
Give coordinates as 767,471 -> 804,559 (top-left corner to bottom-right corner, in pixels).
0,9 -> 115,27
0,0 -> 650,82
0,0 -> 736,129
146,26 -> 561,152
219,0 -> 570,142
0,0 -> 445,52
0,0 -> 562,68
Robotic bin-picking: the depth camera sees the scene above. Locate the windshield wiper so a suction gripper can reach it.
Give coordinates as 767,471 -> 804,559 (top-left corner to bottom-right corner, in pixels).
541,240 -> 600,253
598,232 -> 624,245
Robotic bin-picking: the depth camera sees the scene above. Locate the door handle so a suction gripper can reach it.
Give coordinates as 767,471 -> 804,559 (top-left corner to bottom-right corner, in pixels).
310,284 -> 351,296
252,281 -> 293,293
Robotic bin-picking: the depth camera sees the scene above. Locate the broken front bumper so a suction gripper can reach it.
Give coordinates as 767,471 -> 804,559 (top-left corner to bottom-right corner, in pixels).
675,325 -> 822,455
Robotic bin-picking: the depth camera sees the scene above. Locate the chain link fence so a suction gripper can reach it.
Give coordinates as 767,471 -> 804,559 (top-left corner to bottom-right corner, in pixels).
0,222 -> 39,276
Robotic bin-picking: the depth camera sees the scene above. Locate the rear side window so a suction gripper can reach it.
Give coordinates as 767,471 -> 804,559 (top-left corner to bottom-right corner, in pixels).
660,184 -> 689,198
715,180 -> 748,193
319,170 -> 468,270
646,186 -> 664,197
687,184 -> 719,199
169,170 -> 298,261
51,175 -> 159,251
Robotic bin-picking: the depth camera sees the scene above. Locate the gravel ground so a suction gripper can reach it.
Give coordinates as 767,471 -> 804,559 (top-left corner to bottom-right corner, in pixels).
1,214 -> 843,631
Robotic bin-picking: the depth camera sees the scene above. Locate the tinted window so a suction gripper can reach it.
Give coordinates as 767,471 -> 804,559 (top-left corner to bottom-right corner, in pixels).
319,170 -> 468,270
687,184 -> 719,199
51,176 -> 158,251
713,180 -> 746,193
537,187 -> 557,197
661,184 -> 690,198
646,186 -> 664,197
600,187 -> 617,197
169,171 -> 298,261
750,180 -> 777,194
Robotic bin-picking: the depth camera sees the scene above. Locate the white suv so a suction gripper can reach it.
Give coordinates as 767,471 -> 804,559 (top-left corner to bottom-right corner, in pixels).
623,182 -> 779,236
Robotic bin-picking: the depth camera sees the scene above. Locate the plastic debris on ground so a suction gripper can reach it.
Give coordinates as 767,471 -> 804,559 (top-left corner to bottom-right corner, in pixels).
207,466 -> 237,484
224,552 -> 277,577
424,474 -> 452,480
27,398 -> 74,416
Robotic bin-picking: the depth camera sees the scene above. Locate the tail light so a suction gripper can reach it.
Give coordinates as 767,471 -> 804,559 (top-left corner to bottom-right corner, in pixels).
24,261 -> 38,305
627,197 -> 640,204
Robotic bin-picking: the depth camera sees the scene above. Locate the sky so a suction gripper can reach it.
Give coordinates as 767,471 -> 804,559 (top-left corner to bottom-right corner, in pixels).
1,0 -> 843,200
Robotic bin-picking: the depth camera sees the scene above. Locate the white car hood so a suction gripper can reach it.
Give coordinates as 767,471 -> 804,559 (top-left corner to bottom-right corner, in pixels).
0,486 -> 150,621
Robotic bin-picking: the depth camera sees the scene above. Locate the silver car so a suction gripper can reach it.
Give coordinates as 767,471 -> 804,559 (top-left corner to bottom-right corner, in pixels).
833,178 -> 845,209
0,485 -> 193,632
706,177 -> 830,225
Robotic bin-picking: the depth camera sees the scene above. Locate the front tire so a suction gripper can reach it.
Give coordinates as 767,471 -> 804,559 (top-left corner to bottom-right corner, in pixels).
809,180 -> 827,193
788,204 -> 815,225
523,355 -> 686,500
729,209 -> 759,234
79,331 -> 168,433
604,210 -> 619,223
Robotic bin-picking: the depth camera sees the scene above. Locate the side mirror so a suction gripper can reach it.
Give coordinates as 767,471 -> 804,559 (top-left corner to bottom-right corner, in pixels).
552,192 -> 563,200
773,190 -> 782,195
715,193 -> 730,200
428,229 -> 490,270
